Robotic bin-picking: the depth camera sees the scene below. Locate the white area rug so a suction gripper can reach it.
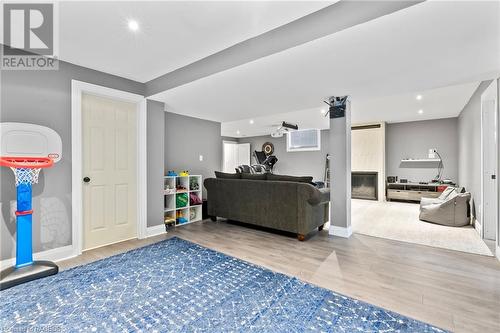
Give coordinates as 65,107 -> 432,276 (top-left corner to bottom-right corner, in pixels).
351,199 -> 493,256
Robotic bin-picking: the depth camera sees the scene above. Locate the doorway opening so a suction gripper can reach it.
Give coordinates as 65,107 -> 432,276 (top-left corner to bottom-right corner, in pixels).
481,80 -> 498,251
71,80 -> 147,256
222,141 -> 250,173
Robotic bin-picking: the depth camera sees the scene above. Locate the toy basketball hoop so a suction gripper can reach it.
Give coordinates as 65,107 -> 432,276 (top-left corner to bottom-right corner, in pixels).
0,123 -> 62,290
0,156 -> 54,186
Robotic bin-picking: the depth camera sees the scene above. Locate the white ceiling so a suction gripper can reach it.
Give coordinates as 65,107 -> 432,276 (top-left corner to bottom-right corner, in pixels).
221,81 -> 480,137
57,1 -> 331,82
351,81 -> 480,124
222,106 -> 330,138
152,0 -> 500,123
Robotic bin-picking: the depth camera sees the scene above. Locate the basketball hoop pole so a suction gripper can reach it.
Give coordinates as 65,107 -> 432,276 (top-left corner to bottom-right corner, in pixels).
0,157 -> 58,290
0,123 -> 62,290
16,182 -> 34,267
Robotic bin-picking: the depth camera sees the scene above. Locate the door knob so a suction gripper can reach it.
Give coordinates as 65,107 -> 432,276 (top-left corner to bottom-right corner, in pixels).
492,175 -> 497,180
83,177 -> 91,183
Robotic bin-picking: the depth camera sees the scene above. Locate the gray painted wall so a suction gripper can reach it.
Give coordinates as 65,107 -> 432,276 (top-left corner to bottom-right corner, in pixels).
386,118 -> 459,184
238,130 -> 329,181
147,100 -> 165,227
164,112 -> 222,196
0,58 -> 144,260
457,80 -> 494,224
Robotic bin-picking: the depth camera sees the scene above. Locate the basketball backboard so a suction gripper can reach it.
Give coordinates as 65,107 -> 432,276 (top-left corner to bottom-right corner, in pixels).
0,122 -> 62,163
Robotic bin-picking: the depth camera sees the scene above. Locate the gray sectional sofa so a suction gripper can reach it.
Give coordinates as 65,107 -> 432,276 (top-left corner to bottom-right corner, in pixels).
204,173 -> 330,240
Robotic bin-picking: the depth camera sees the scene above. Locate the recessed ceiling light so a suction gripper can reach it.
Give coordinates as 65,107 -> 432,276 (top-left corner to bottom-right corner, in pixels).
416,95 -> 423,100
249,119 -> 254,124
128,20 -> 139,32
418,109 -> 424,114
236,130 -> 240,135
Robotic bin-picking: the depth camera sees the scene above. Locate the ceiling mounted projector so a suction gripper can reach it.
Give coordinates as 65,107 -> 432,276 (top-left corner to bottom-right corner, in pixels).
270,121 -> 298,138
280,121 -> 298,131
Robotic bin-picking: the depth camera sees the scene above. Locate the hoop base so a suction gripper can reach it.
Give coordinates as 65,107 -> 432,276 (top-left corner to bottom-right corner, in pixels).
0,260 -> 58,290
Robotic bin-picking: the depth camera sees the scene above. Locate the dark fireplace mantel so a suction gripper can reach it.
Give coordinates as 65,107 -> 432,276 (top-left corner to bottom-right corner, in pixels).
352,172 -> 378,200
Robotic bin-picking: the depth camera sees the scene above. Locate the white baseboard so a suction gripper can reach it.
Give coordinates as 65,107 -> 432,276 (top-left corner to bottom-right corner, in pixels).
329,225 -> 353,238
0,224 -> 165,269
1,226 -> 166,270
146,224 -> 166,238
0,245 -> 75,270
474,218 -> 482,237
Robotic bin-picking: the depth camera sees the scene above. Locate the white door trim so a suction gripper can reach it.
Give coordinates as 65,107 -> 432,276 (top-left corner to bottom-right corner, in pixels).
480,79 -> 498,243
71,80 -> 147,257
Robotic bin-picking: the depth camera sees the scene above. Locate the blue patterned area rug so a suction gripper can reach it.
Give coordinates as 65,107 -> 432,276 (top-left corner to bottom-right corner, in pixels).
1,237 -> 448,333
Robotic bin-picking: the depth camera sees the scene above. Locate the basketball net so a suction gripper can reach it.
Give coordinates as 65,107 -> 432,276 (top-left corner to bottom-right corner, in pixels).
0,157 -> 54,186
11,167 -> 42,186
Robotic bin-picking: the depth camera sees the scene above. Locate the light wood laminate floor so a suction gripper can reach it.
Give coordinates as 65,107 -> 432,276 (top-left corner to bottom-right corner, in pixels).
59,219 -> 500,333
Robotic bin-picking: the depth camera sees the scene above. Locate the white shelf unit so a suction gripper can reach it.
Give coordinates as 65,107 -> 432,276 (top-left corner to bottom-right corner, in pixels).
164,175 -> 203,227
401,158 -> 441,163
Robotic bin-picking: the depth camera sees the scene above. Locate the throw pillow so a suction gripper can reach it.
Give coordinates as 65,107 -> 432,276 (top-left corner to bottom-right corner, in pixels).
215,171 -> 241,179
266,174 -> 313,183
241,173 -> 267,180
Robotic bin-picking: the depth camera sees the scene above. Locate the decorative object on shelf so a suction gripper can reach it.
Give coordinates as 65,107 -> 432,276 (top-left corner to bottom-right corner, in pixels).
387,176 -> 398,183
164,184 -> 175,195
176,193 -> 188,208
179,170 -> 189,177
400,179 -> 408,183
189,209 -> 196,220
176,184 -> 188,192
431,149 -> 444,182
262,142 -> 274,155
167,170 -> 177,177
190,177 -> 199,190
190,192 -> 202,206
176,210 -> 188,224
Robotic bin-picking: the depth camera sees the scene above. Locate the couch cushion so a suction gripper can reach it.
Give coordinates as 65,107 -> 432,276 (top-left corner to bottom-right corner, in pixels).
241,173 -> 267,180
215,171 -> 241,179
267,174 -> 313,183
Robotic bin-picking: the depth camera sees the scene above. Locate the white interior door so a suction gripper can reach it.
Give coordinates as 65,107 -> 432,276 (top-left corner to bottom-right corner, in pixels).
481,80 -> 498,241
82,93 -> 137,250
238,143 -> 251,166
223,142 -> 250,172
223,142 -> 238,173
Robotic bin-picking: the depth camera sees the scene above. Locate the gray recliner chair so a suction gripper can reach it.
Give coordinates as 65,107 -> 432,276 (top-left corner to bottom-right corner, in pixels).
419,187 -> 471,227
